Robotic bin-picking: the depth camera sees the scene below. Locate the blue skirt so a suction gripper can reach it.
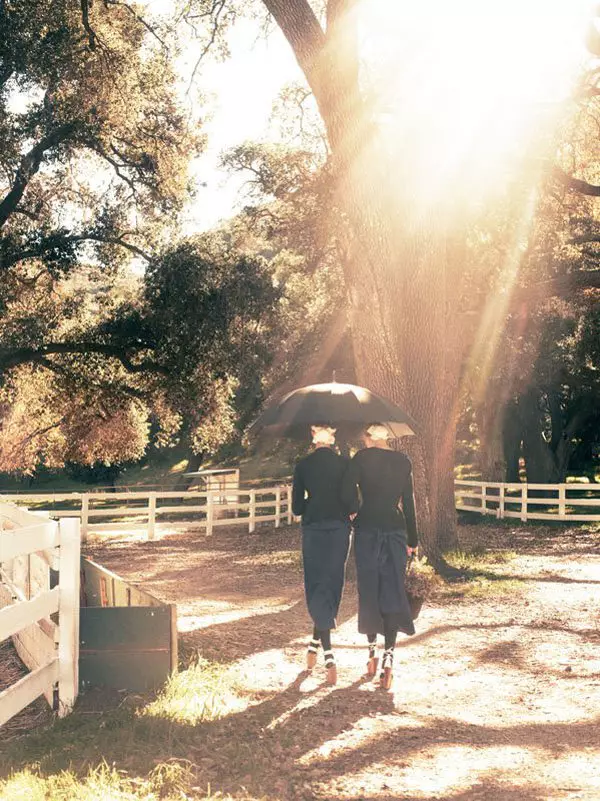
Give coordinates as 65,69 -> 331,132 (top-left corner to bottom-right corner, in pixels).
354,526 -> 415,636
302,520 -> 351,630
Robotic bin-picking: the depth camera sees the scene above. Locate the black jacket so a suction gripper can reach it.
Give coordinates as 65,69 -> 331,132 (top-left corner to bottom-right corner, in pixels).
292,447 -> 350,524
341,447 -> 418,546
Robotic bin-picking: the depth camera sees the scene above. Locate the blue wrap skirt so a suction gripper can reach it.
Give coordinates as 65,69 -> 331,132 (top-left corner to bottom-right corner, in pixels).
354,526 -> 415,636
302,520 -> 351,630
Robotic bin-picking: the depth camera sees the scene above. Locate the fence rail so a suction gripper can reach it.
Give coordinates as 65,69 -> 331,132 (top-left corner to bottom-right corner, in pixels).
0,504 -> 80,727
2,480 -> 598,548
0,486 -> 296,541
455,480 -> 600,522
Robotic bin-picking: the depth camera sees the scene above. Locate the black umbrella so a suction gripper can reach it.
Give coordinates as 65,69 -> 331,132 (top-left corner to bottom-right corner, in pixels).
248,381 -> 418,439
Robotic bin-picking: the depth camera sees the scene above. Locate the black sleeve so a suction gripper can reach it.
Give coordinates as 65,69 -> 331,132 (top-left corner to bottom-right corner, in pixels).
291,463 -> 306,517
401,458 -> 418,547
340,455 -> 360,515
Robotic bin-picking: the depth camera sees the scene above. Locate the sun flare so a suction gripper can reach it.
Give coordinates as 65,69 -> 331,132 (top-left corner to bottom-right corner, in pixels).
358,0 -> 592,205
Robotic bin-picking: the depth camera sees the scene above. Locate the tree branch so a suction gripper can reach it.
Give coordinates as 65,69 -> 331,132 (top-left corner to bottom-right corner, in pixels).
0,342 -> 169,375
511,270 -> 600,306
261,0 -> 326,100
37,356 -> 149,399
0,123 -> 78,229
80,0 -> 98,50
553,166 -> 600,197
103,0 -> 167,49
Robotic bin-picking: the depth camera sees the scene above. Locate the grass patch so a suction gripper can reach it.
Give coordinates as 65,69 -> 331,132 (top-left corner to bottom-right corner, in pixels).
445,547 -> 518,570
143,657 -> 245,724
437,546 -> 524,600
0,658 -> 251,800
440,576 -> 526,600
0,762 -> 265,801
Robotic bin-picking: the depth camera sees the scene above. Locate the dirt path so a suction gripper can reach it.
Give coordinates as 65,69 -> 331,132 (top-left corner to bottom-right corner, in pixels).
87,522 -> 600,800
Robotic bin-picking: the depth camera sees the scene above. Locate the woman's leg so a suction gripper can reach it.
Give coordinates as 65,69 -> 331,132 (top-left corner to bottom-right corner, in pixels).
306,625 -> 320,669
366,633 -> 378,677
316,628 -> 336,684
380,615 -> 397,689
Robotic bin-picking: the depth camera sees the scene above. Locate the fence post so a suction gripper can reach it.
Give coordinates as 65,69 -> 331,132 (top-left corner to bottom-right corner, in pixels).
206,491 -> 214,536
148,492 -> 156,541
558,485 -> 566,519
481,484 -> 487,515
57,517 -> 80,717
498,485 -> 505,520
275,488 -> 281,528
520,484 -> 528,522
249,490 -> 256,533
287,485 -> 293,525
81,495 -> 89,543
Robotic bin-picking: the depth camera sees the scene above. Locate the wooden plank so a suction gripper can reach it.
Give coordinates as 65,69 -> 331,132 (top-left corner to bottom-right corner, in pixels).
0,522 -> 59,562
86,508 -> 150,518
57,518 -> 80,716
0,587 -> 59,643
0,504 -> 50,528
0,659 -> 58,727
80,607 -> 173,691
206,492 -> 214,536
155,505 -> 208,515
147,493 -> 156,541
521,485 -> 528,522
249,490 -> 256,533
154,491 -> 209,500
81,558 -> 164,608
502,510 -> 600,522
275,488 -> 281,528
169,604 -> 178,674
87,491 -> 164,501
87,522 -> 149,532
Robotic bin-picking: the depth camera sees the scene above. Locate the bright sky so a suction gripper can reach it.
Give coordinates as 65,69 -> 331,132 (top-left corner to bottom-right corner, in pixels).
171,16 -> 301,233
146,0 -> 594,232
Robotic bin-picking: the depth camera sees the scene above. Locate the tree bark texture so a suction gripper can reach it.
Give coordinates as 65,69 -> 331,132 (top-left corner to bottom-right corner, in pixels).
263,0 -> 466,559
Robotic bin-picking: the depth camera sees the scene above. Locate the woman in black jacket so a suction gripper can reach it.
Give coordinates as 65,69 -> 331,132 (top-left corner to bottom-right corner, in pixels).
342,423 -> 418,689
292,425 -> 351,684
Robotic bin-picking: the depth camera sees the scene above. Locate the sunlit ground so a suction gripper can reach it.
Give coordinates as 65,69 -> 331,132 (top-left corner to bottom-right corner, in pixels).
2,524 -> 600,799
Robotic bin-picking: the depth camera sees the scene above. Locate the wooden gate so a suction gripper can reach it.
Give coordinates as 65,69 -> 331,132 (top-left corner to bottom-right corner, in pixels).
0,502 -> 80,726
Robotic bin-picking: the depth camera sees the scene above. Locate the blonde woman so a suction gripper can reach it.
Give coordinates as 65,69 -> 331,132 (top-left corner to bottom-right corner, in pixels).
292,425 -> 352,684
342,424 -> 418,689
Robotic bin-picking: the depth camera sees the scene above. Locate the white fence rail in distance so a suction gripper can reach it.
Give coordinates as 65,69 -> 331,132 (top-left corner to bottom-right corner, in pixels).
0,485 -> 295,541
455,480 -> 600,522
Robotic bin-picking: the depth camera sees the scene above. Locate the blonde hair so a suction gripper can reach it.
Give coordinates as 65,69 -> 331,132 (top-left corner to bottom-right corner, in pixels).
366,424 -> 390,442
311,425 -> 336,446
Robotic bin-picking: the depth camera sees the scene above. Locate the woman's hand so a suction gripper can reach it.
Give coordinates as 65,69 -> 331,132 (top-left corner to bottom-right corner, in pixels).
407,546 -> 418,557
349,512 -> 357,521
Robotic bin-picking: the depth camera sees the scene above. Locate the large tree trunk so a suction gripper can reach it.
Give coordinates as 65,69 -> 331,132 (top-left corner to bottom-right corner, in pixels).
502,400 -> 522,483
263,0 -> 465,560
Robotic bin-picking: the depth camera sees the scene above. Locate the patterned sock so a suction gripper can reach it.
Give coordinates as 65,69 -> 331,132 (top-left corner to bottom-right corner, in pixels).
307,638 -> 320,655
367,634 -> 377,660
381,647 -> 394,672
323,649 -> 335,668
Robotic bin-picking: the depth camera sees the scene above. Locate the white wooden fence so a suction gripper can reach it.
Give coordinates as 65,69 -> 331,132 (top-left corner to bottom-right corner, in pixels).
455,480 -> 600,522
0,504 -> 80,727
0,485 -> 295,541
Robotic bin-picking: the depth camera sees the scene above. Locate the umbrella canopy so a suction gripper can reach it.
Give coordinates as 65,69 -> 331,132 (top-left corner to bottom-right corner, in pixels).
248,382 -> 418,439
